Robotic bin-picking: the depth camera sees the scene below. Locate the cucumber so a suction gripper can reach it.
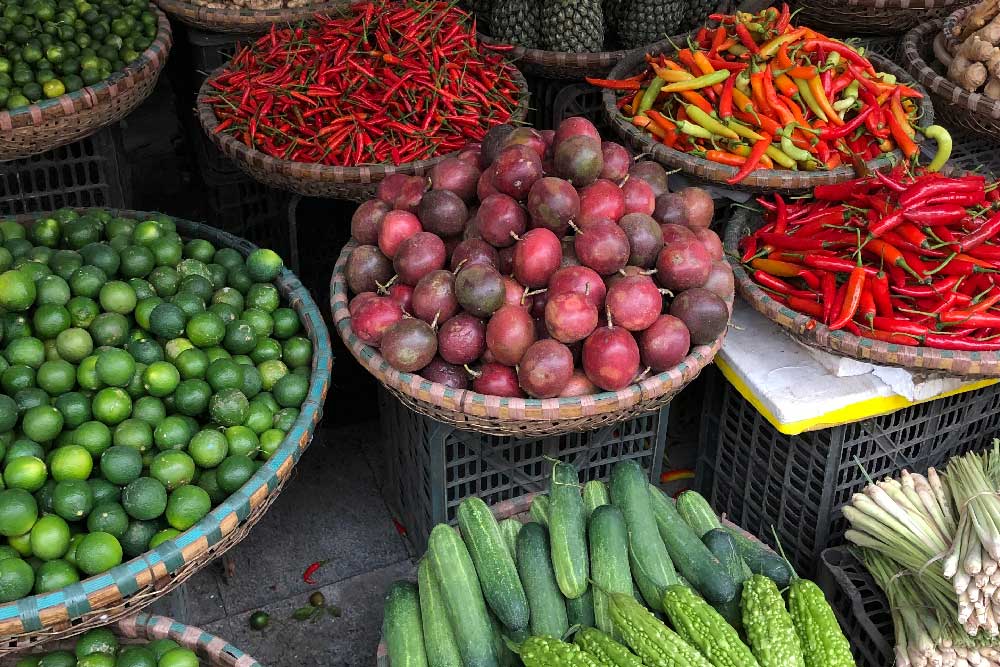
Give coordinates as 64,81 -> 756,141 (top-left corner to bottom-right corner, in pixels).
457,497 -> 530,634
549,462 -> 589,599
417,559 -> 462,667
489,611 -> 522,667
582,480 -> 609,517
702,529 -> 750,630
516,522 -> 569,639
498,518 -> 523,560
531,494 -> 550,526
588,505 -> 633,638
567,587 -> 595,628
648,485 -> 736,605
427,524 -> 499,667
383,580 -> 429,667
723,525 -> 794,588
609,460 -> 678,611
676,490 -> 722,538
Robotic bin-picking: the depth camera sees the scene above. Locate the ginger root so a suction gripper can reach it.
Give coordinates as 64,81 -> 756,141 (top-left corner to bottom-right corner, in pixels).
959,34 -> 999,61
986,76 -> 1000,98
950,55 -> 989,91
960,0 -> 1000,41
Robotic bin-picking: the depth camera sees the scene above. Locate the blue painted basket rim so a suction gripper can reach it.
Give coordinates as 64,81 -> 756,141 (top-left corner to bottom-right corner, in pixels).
0,208 -> 333,634
121,613 -> 265,666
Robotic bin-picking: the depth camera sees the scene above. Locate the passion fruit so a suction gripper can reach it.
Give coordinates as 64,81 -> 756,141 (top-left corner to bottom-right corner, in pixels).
351,200 -> 390,244
545,292 -> 599,344
478,193 -> 527,248
582,322 -> 640,392
437,313 -> 486,365
574,220 -> 630,275
517,339 -> 574,398
345,245 -> 394,295
393,232 -> 446,285
455,263 -> 505,318
513,228 -> 562,288
381,317 -> 438,372
486,304 -> 536,366
412,270 -> 459,324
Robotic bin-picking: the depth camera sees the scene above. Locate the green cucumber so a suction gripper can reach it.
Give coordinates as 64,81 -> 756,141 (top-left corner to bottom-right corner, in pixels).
417,559 -> 462,667
427,524 -> 499,667
567,587 -> 595,628
723,525 -> 794,588
609,460 -> 678,611
676,490 -> 722,538
582,480 -> 609,517
648,485 -> 736,605
588,505 -> 633,638
516,522 -> 569,639
489,611 -> 522,667
549,462 -> 589,599
702,529 -> 750,630
457,497 -> 530,634
383,580 -> 429,667
498,518 -> 522,560
531,494 -> 550,526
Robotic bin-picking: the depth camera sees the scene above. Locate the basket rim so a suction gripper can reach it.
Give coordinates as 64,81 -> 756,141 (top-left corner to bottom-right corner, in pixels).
331,240 -> 730,424
601,47 -> 934,190
477,32 -> 675,69
154,0 -> 346,29
724,206 -> 1000,375
902,17 -> 1000,120
941,4 -> 972,53
0,5 -> 172,132
0,208 -> 333,636
195,55 -> 530,187
814,0 -> 967,8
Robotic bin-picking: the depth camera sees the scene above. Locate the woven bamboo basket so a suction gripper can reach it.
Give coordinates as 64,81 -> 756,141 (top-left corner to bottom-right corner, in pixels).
603,47 -> 935,194
0,209 -> 333,653
725,207 -> 1000,376
331,241 -> 731,437
790,0 -> 972,37
373,492 -> 774,666
0,614 -> 263,666
902,16 -> 1000,144
0,6 -> 172,162
154,0 -> 345,33
196,64 -> 530,200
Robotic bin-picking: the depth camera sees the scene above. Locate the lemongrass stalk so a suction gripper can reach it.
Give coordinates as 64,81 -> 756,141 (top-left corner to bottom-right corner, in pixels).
969,542 -> 985,576
930,467 -> 957,527
884,479 -> 952,550
868,485 -> 950,552
917,472 -> 957,537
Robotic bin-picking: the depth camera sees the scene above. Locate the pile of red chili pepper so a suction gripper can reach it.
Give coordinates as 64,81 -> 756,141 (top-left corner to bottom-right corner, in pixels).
203,0 -> 521,166
740,167 -> 1000,352
588,5 -> 950,184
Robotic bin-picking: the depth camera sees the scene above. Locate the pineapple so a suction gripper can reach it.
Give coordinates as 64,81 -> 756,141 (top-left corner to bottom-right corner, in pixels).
684,0 -> 717,30
615,0 -> 686,49
540,0 -> 605,53
489,0 -> 541,48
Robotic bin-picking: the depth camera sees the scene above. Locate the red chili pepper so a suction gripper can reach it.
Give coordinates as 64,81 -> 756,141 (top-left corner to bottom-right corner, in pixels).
863,328 -> 921,346
302,560 -> 328,584
863,238 -> 925,281
821,272 -> 837,323
718,73 -> 736,120
899,176 -> 986,209
871,272 -> 894,317
754,271 -> 817,298
802,39 -> 875,72
830,266 -> 867,330
775,2 -> 792,32
788,296 -> 825,319
819,106 -> 874,141
751,258 -> 821,289
903,205 -> 968,227
735,22 -> 760,54
803,254 -> 880,277
727,134 -> 772,185
958,210 -> 1000,253
858,285 -> 877,326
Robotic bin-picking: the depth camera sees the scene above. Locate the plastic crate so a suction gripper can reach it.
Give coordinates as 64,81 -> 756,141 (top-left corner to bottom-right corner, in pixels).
817,547 -> 894,667
552,82 -> 608,133
0,125 -> 129,215
203,179 -> 290,256
695,366 -> 1000,576
378,386 -> 668,551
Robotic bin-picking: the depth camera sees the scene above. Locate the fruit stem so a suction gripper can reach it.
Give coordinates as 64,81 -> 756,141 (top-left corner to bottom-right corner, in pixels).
510,231 -> 522,242
605,304 -> 614,330
452,259 -> 467,274
463,364 -> 481,379
430,311 -> 440,329
375,274 -> 398,294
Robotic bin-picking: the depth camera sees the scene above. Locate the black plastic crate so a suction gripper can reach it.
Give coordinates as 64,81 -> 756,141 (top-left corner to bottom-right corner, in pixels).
186,26 -> 256,84
695,366 -> 1000,576
817,547 -> 893,667
203,179 -> 290,257
0,126 -> 129,215
552,82 -> 608,133
378,386 -> 668,551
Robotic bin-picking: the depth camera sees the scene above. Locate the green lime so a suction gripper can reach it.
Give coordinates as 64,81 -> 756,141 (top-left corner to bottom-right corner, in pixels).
251,339 -> 282,366
63,532 -> 85,568
117,245 -> 154,279
245,283 -> 279,314
134,296 -> 162,331
185,311 -> 225,349
170,292 -> 205,319
31,304 -> 70,340
0,488 -> 37,537
150,237 -> 182,267
8,532 -> 31,557
239,365 -> 262,399
183,239 -> 214,264
5,440 -> 44,464
98,281 -> 136,315
66,297 -> 99,329
36,360 -> 76,395
213,248 -> 242,272
249,611 -> 269,630
257,359 -> 288,391
86,501 -> 128,538
88,478 -> 120,507
246,248 -> 283,282
14,388 -> 49,414
4,456 -> 47,492
33,558 -> 79,593
100,445 -> 142,485
0,269 -> 36,311
211,286 -> 243,311
54,394 -> 90,431
243,402 -> 273,434
206,358 -> 242,392
121,477 -> 166,521
220,320 -> 256,356
147,265 -> 178,297
113,418 -> 152,453
226,268 -> 253,295
52,478 -> 93,521
74,531 -> 121,575
203,346 -> 230,364
37,652 -> 75,667
164,484 -> 209,531
92,387 -> 131,425
208,302 -> 238,326
69,265 -> 107,298
0,365 -> 28,395
77,652 -> 115,667
0,395 -> 17,433
126,338 -> 163,366
148,302 -> 185,339
5,337 -> 45,368
149,450 -> 194,490
273,372 -> 308,408
34,275 -> 71,306
95,348 -> 135,388
29,514 -> 70,560
115,647 -> 156,667
119,519 -> 157,558
251,392 -> 280,415
164,338 -> 194,363
22,405 -> 63,443
75,627 -> 119,657
0,557 -> 34,602
158,648 -> 198,667
41,78 -> 64,98
62,220 -> 100,251
178,273 -> 213,301
216,454 -> 255,493
75,421 -> 111,457
128,278 -> 156,301
209,388 -> 248,427
172,379 -> 210,417
174,348 -> 207,380
49,444 -> 91,482
196,468 -> 225,504
142,361 -> 179,397
89,312 -> 129,348
79,243 -> 119,278
131,396 -> 165,425
225,425 -> 258,458
259,429 -> 283,459
176,258 -> 210,281
55,327 -> 92,363
187,428 -> 227,468
152,416 -> 191,452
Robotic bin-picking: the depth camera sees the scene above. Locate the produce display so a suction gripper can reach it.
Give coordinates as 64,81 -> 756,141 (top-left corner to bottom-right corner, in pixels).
593,6 -> 939,183
0,209 -> 312,603
948,0 -> 1000,97
735,167 -> 1000,352
203,0 -> 522,167
846,444 -> 1000,665
469,0 -> 712,52
381,459 -> 853,667
14,627 -> 202,667
182,0 -> 313,9
0,0 -> 158,111
341,116 -> 734,399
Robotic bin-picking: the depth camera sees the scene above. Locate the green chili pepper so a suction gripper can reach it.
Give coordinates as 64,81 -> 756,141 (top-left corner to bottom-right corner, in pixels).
794,77 -> 828,121
833,97 -> 856,112
727,118 -> 766,142
638,76 -> 665,114
676,120 -> 714,139
843,80 -> 860,100
728,44 -> 749,56
922,125 -> 953,172
879,72 -> 897,85
685,105 -> 739,139
662,69 -> 730,93
780,125 -> 812,163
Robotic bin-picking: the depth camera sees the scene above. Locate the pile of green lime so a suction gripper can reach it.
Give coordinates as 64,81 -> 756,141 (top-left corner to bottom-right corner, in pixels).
0,0 -> 158,111
17,627 -> 203,667
0,208 -> 312,604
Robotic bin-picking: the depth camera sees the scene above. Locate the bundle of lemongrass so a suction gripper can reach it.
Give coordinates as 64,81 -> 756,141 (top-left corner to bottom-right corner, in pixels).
845,442 -> 1000,663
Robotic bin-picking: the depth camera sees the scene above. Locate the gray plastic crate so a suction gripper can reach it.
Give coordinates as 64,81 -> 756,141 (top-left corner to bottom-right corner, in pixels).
696,366 -> 1000,576
378,386 -> 668,551
818,547 -> 894,667
0,126 -> 129,215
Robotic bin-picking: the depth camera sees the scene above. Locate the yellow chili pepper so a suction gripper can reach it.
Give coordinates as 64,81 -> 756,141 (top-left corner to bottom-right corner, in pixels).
661,70 -> 730,93
807,76 -> 843,126
685,105 -> 739,139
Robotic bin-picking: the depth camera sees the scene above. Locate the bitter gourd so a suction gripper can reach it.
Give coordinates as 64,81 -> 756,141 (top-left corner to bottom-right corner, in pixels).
607,592 -> 712,667
574,627 -> 642,667
661,585 -> 760,667
741,575 -> 804,667
518,636 -> 603,667
788,578 -> 854,667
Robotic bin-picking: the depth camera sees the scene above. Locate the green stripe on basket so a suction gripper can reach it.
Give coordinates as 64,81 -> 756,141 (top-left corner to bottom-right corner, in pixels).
11,598 -> 43,630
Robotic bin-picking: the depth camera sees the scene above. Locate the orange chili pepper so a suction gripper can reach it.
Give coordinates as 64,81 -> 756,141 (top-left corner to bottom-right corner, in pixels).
786,65 -> 818,80
774,73 -> 798,98
808,76 -> 843,126
645,110 -> 678,146
633,115 -> 668,140
704,150 -> 747,167
691,51 -> 724,95
776,42 -> 794,70
889,89 -> 916,139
